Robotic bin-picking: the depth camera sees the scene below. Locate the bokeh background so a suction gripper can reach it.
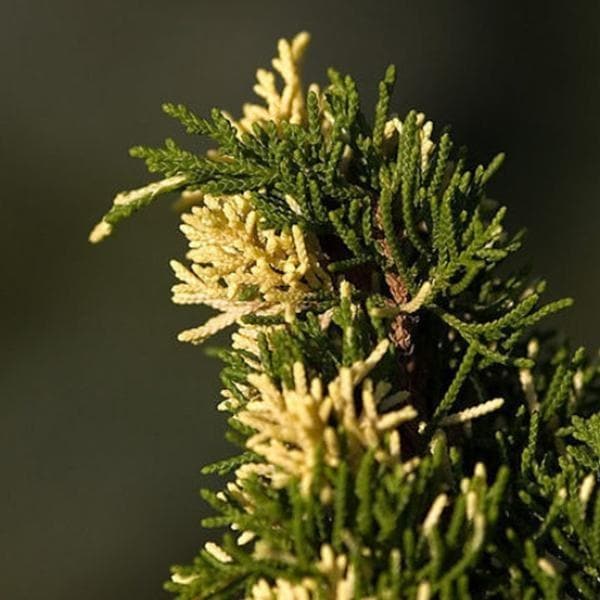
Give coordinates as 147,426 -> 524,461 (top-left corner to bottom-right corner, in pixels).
2,1 -> 599,598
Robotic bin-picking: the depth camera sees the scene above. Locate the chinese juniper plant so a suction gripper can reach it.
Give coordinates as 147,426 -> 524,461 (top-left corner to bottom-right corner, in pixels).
91,33 -> 600,599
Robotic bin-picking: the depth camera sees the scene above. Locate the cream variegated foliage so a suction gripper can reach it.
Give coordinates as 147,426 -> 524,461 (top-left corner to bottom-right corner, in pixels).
226,31 -> 312,134
248,578 -> 316,600
248,545 -> 357,600
171,192 -> 331,343
236,337 -> 418,496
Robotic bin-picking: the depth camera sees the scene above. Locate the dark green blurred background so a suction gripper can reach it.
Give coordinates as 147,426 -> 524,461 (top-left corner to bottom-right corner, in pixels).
1,1 -> 598,598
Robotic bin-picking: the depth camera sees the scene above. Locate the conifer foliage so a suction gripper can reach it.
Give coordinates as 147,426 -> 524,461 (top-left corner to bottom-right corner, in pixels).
91,33 -> 600,598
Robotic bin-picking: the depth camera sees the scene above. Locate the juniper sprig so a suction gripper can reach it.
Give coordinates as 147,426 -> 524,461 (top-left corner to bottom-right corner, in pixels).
92,32 -> 600,599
